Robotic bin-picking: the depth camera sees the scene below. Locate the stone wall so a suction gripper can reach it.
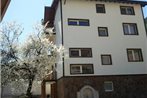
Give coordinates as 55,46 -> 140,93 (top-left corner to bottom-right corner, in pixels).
56,75 -> 147,98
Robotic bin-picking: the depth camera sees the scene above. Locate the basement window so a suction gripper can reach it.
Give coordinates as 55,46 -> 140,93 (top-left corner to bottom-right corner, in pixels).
104,81 -> 114,92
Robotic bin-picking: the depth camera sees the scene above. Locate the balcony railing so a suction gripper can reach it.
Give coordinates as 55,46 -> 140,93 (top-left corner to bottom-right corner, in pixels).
44,70 -> 57,81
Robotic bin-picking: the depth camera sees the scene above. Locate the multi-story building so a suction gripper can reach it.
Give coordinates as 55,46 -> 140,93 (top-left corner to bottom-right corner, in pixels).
42,0 -> 147,98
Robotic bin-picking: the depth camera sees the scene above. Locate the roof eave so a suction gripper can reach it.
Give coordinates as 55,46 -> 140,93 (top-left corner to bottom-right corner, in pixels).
1,0 -> 11,22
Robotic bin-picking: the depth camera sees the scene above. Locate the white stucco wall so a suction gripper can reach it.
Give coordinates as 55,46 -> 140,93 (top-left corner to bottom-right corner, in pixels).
60,0 -> 147,76
54,1 -> 64,79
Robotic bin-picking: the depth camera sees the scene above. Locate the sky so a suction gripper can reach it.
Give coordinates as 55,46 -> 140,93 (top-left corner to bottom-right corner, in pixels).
2,0 -> 53,41
1,0 -> 147,42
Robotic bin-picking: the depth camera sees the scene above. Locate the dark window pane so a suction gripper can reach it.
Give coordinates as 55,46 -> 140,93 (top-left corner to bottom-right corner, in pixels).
120,6 -> 134,15
123,23 -> 138,35
127,49 -> 143,62
104,82 -> 113,91
101,55 -> 112,65
127,8 -> 134,14
79,21 -> 89,26
68,21 -> 77,25
68,19 -> 90,26
98,27 -> 108,36
81,49 -> 92,57
121,8 -> 126,14
70,50 -> 79,57
82,65 -> 93,74
96,4 -> 105,13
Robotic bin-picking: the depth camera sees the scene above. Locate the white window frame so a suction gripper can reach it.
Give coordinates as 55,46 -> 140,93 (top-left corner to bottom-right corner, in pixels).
70,65 -> 82,74
69,48 -> 92,57
104,81 -> 114,92
70,64 -> 94,74
123,23 -> 138,35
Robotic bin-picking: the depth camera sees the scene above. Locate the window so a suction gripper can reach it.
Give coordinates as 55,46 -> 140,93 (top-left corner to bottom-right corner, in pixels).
101,55 -> 112,65
68,19 -> 89,26
69,48 -> 92,57
96,4 -> 105,13
98,27 -> 108,36
120,6 -> 135,15
123,23 -> 138,35
70,64 -> 94,74
104,81 -> 113,92
127,49 -> 143,62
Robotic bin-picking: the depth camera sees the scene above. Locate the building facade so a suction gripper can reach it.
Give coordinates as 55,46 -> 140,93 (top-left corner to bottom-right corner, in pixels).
43,0 -> 147,98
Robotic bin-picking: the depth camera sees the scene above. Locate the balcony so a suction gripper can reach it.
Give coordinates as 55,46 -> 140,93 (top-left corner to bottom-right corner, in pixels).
44,28 -> 56,43
44,70 -> 57,82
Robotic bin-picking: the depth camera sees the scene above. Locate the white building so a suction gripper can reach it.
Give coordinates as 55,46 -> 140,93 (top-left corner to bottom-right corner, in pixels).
42,0 -> 147,98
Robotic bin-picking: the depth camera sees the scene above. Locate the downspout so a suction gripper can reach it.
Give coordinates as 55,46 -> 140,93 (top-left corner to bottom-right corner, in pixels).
60,0 -> 65,77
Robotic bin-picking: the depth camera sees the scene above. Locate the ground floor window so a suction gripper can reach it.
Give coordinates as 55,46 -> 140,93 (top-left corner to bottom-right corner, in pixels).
104,81 -> 114,92
70,64 -> 94,74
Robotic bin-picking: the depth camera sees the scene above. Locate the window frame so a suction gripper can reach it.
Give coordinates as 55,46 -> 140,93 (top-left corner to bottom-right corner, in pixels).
96,4 -> 106,13
69,48 -> 92,58
127,48 -> 143,62
123,23 -> 138,35
101,54 -> 112,65
70,64 -> 94,74
104,81 -> 114,92
68,18 -> 90,26
98,27 -> 109,37
120,6 -> 135,15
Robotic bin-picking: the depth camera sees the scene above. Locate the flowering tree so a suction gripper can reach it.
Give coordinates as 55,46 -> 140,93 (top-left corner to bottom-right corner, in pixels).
0,22 -> 65,98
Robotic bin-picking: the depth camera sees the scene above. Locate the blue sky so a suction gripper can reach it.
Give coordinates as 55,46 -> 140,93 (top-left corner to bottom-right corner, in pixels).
1,0 -> 147,42
2,0 -> 53,41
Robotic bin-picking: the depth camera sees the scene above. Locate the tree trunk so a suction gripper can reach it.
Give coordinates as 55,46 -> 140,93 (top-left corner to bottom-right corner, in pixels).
26,75 -> 35,98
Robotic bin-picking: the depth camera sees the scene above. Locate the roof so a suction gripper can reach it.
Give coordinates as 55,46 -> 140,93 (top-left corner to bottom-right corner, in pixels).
44,0 -> 147,27
96,0 -> 147,7
43,0 -> 59,27
51,0 -> 147,7
0,0 -> 11,22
